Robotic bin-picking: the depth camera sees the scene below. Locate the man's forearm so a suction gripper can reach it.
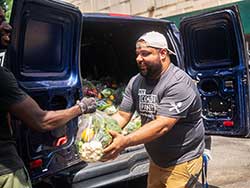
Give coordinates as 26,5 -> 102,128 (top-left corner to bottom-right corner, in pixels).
10,95 -> 97,132
125,116 -> 177,147
112,110 -> 132,128
40,105 -> 81,131
102,116 -> 178,161
10,96 -> 82,132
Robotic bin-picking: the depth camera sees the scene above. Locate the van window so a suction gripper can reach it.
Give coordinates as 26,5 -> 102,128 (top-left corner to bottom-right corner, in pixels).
22,19 -> 63,73
194,25 -> 238,68
184,19 -> 239,70
196,27 -> 231,64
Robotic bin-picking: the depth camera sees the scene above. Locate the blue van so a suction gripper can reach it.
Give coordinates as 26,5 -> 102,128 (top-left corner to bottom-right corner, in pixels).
180,6 -> 250,137
6,0 -> 250,187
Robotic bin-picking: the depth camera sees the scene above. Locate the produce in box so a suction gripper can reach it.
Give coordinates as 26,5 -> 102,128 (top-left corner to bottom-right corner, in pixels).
81,78 -> 125,114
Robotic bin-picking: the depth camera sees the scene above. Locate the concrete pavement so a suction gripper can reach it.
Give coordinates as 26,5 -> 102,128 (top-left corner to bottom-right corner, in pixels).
105,135 -> 250,188
198,135 -> 250,188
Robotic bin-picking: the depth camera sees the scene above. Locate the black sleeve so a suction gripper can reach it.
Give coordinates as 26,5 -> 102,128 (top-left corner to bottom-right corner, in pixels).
0,67 -> 27,110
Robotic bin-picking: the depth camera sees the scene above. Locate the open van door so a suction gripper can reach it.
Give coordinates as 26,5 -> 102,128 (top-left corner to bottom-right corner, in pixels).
180,6 -> 250,137
7,0 -> 82,182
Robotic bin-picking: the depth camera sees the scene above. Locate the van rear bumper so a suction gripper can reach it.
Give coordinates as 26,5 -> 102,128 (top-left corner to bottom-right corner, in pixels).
72,145 -> 149,188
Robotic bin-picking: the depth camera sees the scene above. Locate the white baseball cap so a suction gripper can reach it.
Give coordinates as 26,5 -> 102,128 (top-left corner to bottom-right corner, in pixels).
137,31 -> 176,55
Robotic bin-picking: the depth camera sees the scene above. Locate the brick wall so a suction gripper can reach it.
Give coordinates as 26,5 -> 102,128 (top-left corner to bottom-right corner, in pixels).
63,0 -> 241,18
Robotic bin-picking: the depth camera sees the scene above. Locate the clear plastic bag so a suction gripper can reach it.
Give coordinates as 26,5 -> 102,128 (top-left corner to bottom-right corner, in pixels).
75,110 -> 121,162
122,112 -> 141,136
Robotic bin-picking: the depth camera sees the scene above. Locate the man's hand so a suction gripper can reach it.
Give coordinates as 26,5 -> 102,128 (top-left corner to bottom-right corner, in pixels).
77,97 -> 96,114
101,130 -> 128,161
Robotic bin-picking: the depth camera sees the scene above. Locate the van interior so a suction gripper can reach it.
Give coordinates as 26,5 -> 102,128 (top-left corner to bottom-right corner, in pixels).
80,17 -> 177,84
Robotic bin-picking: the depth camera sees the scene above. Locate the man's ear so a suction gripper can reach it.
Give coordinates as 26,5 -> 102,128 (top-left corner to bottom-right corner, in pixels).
159,48 -> 168,60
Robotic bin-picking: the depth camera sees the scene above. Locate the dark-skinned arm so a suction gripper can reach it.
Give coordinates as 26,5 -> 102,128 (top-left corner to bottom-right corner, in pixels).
8,96 -> 91,132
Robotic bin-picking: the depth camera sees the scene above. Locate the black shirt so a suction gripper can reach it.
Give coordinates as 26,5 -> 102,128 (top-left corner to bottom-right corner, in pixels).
0,66 -> 27,175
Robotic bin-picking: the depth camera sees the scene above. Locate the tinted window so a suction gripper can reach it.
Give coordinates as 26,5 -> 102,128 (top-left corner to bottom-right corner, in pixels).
196,27 -> 231,64
22,19 -> 63,73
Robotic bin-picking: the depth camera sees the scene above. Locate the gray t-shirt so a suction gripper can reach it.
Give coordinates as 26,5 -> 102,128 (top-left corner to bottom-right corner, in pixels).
120,63 -> 205,167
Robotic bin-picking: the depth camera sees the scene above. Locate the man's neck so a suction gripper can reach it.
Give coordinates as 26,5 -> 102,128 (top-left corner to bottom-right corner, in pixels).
153,61 -> 170,80
161,60 -> 171,75
145,60 -> 171,81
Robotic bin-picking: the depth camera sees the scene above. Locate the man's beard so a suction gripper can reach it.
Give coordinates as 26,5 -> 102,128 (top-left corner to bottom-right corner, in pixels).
139,61 -> 162,80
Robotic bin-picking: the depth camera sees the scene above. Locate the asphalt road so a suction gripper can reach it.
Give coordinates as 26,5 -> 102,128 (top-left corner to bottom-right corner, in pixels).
104,135 -> 250,188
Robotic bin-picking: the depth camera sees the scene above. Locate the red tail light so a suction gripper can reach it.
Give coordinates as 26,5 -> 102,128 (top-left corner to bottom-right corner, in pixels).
30,159 -> 43,169
223,121 -> 234,127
